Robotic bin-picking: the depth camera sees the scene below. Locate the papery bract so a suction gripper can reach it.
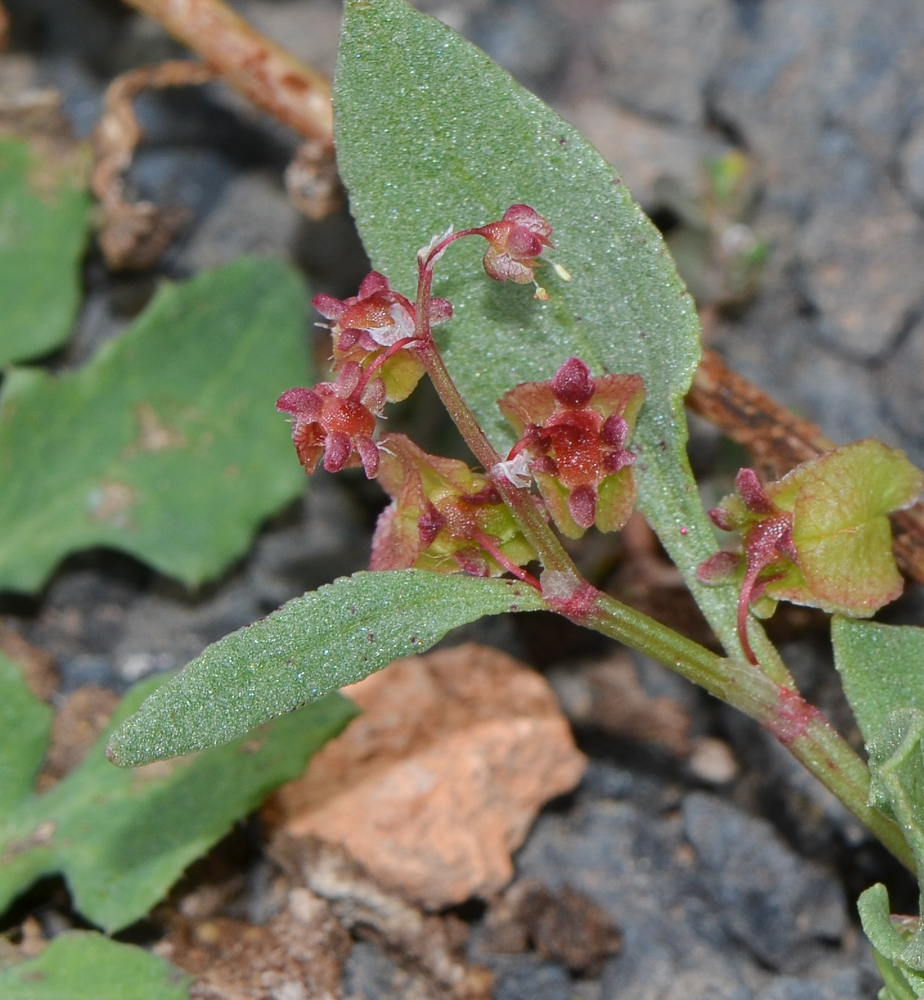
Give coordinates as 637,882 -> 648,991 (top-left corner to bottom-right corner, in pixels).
499,357 -> 645,538
276,362 -> 385,478
370,433 -> 535,577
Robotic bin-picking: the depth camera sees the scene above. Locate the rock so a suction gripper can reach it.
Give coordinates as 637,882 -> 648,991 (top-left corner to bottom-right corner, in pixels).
563,101 -> 729,209
466,0 -> 569,94
178,171 -> 300,273
512,793 -> 751,999
271,834 -> 493,1000
478,953 -> 573,1000
687,737 -> 739,785
879,314 -> 924,451
546,651 -> 692,756
797,187 -> 924,359
713,0 -> 924,198
682,791 -> 848,973
900,120 -> 924,209
267,643 -> 586,909
508,771 -> 865,998
755,972 -> 867,1000
593,0 -> 733,127
482,880 -> 622,976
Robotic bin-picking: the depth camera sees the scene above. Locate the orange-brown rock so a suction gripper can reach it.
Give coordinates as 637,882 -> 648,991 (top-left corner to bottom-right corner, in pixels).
266,643 -> 586,910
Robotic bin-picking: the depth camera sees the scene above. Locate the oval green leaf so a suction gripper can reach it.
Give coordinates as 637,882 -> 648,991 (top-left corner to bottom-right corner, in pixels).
0,932 -> 190,1000
0,135 -> 91,365
108,569 -> 546,766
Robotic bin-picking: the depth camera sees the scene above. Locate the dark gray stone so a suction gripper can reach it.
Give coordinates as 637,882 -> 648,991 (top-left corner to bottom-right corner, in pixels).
594,0 -> 733,127
755,971 -> 864,1000
879,314 -> 924,448
474,952 -> 574,1000
682,791 -> 848,973
796,188 -> 924,360
900,121 -> 924,210
466,0 -> 570,94
513,797 -> 753,999
563,101 -> 730,210
177,171 -> 301,273
714,0 -> 924,201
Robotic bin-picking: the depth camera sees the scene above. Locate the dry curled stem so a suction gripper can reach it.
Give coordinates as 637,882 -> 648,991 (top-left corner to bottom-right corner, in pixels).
91,60 -> 215,270
687,348 -> 924,587
96,0 -> 341,266
121,0 -> 332,143
121,0 -> 341,218
0,2 -> 9,54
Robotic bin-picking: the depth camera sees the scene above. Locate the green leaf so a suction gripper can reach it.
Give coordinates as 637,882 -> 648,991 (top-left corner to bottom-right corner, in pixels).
0,136 -> 91,365
0,653 -> 53,814
0,664 -> 355,933
860,711 -> 924,975
334,0 -> 741,652
0,257 -> 311,593
832,618 -> 924,747
771,440 -> 923,615
858,885 -> 924,1000
834,623 -> 924,994
108,569 -> 545,765
0,932 -> 191,999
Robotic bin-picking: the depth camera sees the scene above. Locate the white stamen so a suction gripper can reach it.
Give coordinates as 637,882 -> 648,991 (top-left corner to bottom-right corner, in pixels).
417,225 -> 455,265
492,453 -> 533,489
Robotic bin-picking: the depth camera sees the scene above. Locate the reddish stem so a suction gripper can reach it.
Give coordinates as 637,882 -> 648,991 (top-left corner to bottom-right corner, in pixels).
472,531 -> 541,590
352,336 -> 419,398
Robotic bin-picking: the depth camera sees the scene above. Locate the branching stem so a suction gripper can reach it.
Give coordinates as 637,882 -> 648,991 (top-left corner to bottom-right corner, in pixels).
412,226 -> 915,873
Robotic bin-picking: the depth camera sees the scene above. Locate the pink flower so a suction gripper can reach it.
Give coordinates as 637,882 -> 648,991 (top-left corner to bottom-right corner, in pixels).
697,468 -> 805,664
276,362 -> 385,478
475,204 -> 554,284
312,272 -> 452,402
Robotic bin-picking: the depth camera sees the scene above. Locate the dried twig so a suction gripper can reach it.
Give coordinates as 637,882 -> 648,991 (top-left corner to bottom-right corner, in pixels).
91,60 -> 215,270
121,0 -> 332,144
687,348 -> 924,587
95,0 -> 342,266
0,2 -> 9,54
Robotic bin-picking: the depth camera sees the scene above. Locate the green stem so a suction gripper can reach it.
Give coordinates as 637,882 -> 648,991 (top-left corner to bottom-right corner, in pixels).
584,591 -> 915,872
412,241 -> 912,871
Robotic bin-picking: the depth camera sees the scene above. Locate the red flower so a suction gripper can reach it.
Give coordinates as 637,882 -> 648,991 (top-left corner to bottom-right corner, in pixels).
312,272 -> 451,402
697,443 -> 924,664
499,357 -> 645,538
474,204 -> 554,284
276,362 -> 385,478
697,468 -> 799,664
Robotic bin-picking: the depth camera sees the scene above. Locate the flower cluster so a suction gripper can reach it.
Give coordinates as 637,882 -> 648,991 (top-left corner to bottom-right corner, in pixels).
277,204 -> 571,588
497,357 -> 645,538
371,433 -> 536,581
314,271 -> 452,403
698,440 -> 924,663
